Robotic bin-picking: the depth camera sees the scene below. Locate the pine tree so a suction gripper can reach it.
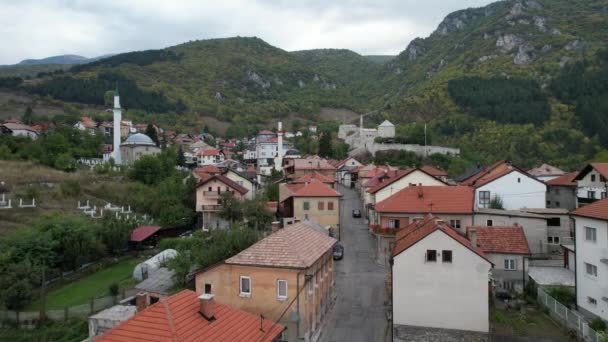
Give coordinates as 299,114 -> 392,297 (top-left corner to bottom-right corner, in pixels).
176,146 -> 186,167
318,132 -> 332,158
145,124 -> 159,146
22,106 -> 33,125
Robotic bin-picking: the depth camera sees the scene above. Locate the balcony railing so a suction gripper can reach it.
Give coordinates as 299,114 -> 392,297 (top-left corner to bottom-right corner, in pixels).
199,204 -> 223,211
370,224 -> 397,236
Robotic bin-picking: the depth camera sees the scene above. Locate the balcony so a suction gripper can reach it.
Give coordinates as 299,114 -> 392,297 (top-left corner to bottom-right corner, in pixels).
370,224 -> 397,236
199,204 -> 223,211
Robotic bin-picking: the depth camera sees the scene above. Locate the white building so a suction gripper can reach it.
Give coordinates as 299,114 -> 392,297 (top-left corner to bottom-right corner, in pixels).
255,124 -> 290,167
574,163 -> 608,207
392,215 -> 491,339
377,120 -> 395,138
528,163 -> 566,182
461,161 -> 547,210
571,199 -> 608,321
196,148 -> 225,166
0,122 -> 39,140
112,89 -> 122,164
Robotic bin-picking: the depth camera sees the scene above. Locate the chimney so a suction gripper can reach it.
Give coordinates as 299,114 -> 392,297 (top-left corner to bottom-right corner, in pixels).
468,228 -> 478,248
199,293 -> 215,320
136,292 -> 148,312
271,221 -> 281,233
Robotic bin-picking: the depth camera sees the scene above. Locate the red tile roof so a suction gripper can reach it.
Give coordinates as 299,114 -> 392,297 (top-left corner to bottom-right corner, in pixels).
195,165 -> 221,174
291,181 -> 342,197
366,168 -> 447,194
420,165 -> 448,177
362,167 -> 387,179
546,171 -> 577,187
198,148 -> 223,156
571,198 -> 608,221
392,215 -> 490,264
470,226 -> 531,255
94,290 -> 284,342
287,158 -> 336,171
460,160 -> 542,188
292,172 -> 335,184
226,221 -> 337,268
575,163 -> 608,180
196,174 -> 249,195
130,226 -> 162,242
375,186 -> 474,214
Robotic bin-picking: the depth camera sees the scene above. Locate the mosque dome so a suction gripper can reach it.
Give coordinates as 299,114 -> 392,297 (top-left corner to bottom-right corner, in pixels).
122,133 -> 155,146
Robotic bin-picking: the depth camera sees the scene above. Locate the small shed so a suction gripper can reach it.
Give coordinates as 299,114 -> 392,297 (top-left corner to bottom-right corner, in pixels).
130,225 -> 162,248
132,249 -> 177,281
135,267 -> 175,302
88,304 -> 137,338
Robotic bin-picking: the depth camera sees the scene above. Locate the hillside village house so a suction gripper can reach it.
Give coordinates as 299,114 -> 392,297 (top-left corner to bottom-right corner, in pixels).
334,157 -> 363,187
278,181 -> 342,229
291,172 -> 336,189
223,168 -> 258,200
195,174 -> 249,230
528,163 -> 566,182
571,198 -> 608,321
197,148 -> 225,166
195,222 -> 337,342
574,163 -> 608,206
94,290 -> 284,342
460,160 -> 547,210
283,157 -> 336,179
521,208 -> 574,254
420,165 -> 449,183
392,215 -> 492,340
363,168 -> 447,223
0,121 -> 39,139
469,226 -> 531,293
545,171 -> 578,210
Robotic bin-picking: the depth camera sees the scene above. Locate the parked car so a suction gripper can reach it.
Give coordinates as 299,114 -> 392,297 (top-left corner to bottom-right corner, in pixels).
333,244 -> 344,260
352,209 -> 361,218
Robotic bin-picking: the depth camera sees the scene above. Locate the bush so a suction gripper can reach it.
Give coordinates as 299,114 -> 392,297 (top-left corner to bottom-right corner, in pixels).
489,195 -> 504,209
109,282 -> 120,297
25,186 -> 41,201
59,180 -> 81,197
546,286 -> 576,306
590,318 -> 607,332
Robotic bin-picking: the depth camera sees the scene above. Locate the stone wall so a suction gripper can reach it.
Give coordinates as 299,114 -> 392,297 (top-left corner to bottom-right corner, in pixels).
349,143 -> 460,157
393,325 -> 489,342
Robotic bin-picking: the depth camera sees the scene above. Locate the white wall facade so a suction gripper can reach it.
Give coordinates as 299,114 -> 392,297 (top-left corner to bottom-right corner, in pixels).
475,171 -> 546,210
577,169 -> 608,202
393,230 -> 491,332
374,171 -> 445,204
224,171 -> 255,200
575,216 -> 608,320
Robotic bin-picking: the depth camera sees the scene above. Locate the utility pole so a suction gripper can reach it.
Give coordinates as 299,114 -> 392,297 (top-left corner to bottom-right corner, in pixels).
40,267 -> 46,321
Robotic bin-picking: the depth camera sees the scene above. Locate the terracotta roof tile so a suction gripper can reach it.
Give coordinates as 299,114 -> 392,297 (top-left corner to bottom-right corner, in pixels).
226,222 -> 337,268
375,186 -> 473,214
546,171 -> 577,187
130,226 -> 162,242
94,290 -> 284,342
198,148 -> 223,156
293,172 -> 335,184
194,165 -> 221,175
287,158 -> 336,171
291,181 -> 342,197
571,198 -> 608,221
420,165 -> 448,177
575,163 -> 608,180
469,226 -> 531,255
366,168 -> 447,194
196,174 -> 249,195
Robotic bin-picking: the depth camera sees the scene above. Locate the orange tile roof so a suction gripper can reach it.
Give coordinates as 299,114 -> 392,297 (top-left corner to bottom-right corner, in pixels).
226,221 -> 337,268
420,165 -> 448,177
362,167 -> 387,179
94,290 -> 284,342
392,215 -> 490,264
292,172 -> 335,184
469,226 -> 531,255
366,168 -> 447,194
130,226 -> 162,242
195,165 -> 221,174
571,198 -> 608,221
291,181 -> 342,197
375,186 -> 473,214
196,174 -> 249,195
265,201 -> 278,213
288,158 -> 336,171
460,160 -> 542,188
546,171 -> 577,187
575,163 -> 608,180
198,148 -> 223,156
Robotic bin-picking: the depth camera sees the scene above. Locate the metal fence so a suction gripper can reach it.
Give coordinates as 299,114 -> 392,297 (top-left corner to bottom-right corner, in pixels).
0,288 -> 139,325
537,287 -> 606,342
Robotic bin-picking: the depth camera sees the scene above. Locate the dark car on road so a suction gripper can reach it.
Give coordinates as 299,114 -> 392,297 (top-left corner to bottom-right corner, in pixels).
352,209 -> 361,218
333,244 -> 344,260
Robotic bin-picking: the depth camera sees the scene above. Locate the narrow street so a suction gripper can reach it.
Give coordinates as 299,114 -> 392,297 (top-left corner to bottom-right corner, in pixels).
320,185 -> 389,342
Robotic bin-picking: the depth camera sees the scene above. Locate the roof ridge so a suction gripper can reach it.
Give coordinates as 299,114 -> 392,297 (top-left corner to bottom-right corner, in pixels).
162,296 -> 179,342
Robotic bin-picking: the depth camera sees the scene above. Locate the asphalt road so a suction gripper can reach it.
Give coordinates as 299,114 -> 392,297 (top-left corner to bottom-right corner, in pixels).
320,185 -> 389,342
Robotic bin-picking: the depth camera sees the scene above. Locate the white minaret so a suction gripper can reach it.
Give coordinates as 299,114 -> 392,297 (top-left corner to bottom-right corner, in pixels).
112,87 -> 122,165
274,121 -> 284,171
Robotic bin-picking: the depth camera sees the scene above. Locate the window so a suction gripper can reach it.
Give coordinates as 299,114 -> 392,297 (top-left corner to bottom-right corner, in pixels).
328,202 -> 334,210
591,174 -> 596,182
585,263 -> 598,277
277,280 -> 287,300
547,217 -> 561,226
588,190 -> 596,199
303,201 -> 310,211
239,276 -> 251,297
547,200 -> 551,206
556,201 -> 560,207
204,283 -> 212,294
517,177 -> 521,183
479,191 -> 491,207
442,250 -> 452,263
547,236 -> 560,244
585,227 -> 597,242
426,250 -> 437,262
388,219 -> 400,229
208,186 -> 212,192
504,259 -> 516,270
486,219 -> 493,227
450,220 -> 461,229
588,297 -> 598,306
318,201 -> 325,210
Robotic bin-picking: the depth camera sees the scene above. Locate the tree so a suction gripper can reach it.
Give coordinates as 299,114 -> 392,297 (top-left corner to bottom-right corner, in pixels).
22,106 -> 33,125
98,217 -> 134,255
318,132 -> 332,158
145,124 -> 159,146
130,155 -> 165,185
176,146 -> 186,167
218,192 -> 243,227
243,199 -> 273,231
489,195 -> 504,210
104,90 -> 115,107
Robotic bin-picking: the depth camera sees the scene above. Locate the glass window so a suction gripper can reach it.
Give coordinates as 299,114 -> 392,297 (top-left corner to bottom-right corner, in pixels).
388,219 -> 400,229
504,259 -> 516,270
204,283 -> 212,294
591,174 -> 596,182
328,202 -> 334,210
585,263 -> 598,277
547,236 -> 560,244
450,220 -> 461,229
547,217 -> 560,226
479,191 -> 491,207
588,190 -> 596,199
486,219 -> 493,227
303,201 -> 310,211
318,201 -> 325,210
426,250 -> 437,262
240,276 -> 251,296
442,250 -> 452,263
585,227 -> 597,242
277,280 -> 287,300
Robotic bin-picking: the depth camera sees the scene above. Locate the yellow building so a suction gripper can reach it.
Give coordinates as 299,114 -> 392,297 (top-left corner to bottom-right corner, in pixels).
195,221 -> 337,342
279,181 -> 342,229
195,174 -> 249,230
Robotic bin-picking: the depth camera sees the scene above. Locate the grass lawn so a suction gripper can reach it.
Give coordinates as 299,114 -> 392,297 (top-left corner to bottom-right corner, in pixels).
491,306 -> 572,341
26,257 -> 141,310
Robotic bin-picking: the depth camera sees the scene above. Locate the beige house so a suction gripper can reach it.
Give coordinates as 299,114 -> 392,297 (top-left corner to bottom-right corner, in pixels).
223,169 -> 258,200
195,221 -> 337,342
279,181 -> 342,229
195,174 -> 249,230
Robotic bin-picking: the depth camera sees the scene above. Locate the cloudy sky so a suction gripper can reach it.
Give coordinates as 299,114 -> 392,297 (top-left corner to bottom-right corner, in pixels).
1,0 -> 495,65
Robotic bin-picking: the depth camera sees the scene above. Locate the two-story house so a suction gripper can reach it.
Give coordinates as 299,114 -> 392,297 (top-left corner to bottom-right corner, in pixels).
571,198 -> 608,321
574,163 -> 608,206
291,172 -> 336,189
334,157 -> 363,187
460,160 -> 546,210
392,215 -> 492,340
195,221 -> 337,342
278,181 -> 342,229
197,148 -> 225,166
223,168 -> 258,200
283,157 -> 336,180
545,171 -> 578,210
195,174 -> 249,230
